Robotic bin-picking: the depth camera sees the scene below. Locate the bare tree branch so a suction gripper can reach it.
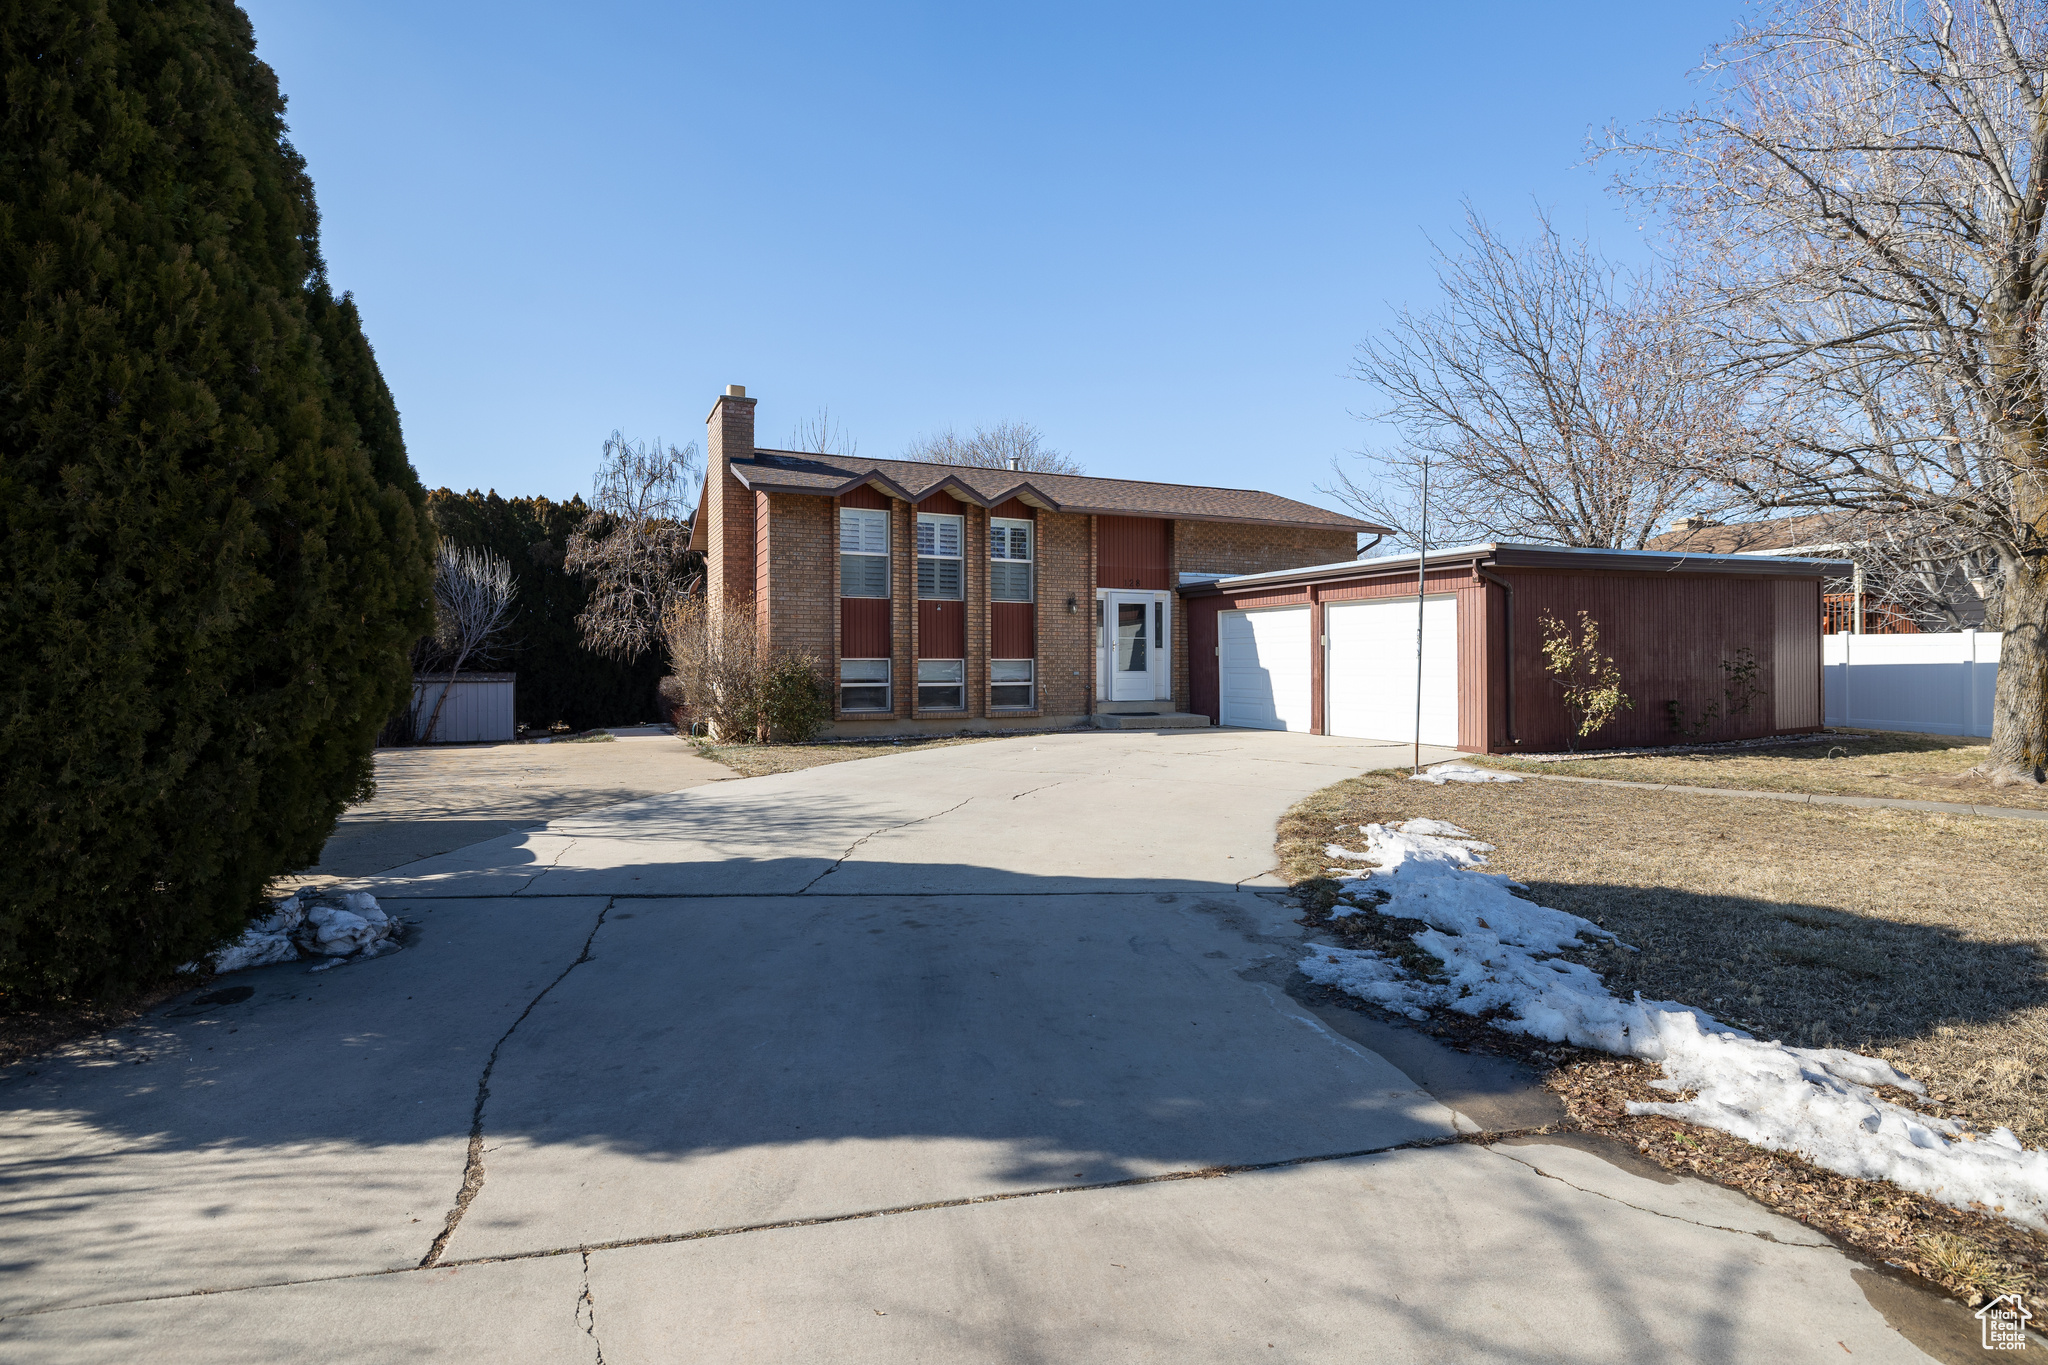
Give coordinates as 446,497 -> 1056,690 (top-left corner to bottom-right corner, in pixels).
1606,0 -> 2048,782
564,431 -> 703,662
904,420 -> 1083,474
414,544 -> 518,743
1328,207 -> 1742,550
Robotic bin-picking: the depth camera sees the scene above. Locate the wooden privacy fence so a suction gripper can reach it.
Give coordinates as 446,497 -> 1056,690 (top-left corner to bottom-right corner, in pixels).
407,672 -> 517,743
1822,632 -> 1999,738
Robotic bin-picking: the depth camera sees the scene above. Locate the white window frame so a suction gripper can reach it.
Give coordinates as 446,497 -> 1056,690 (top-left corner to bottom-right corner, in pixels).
917,658 -> 965,711
916,513 -> 964,600
839,658 -> 891,713
990,658 -> 1035,710
990,517 -> 1034,602
839,508 -> 890,599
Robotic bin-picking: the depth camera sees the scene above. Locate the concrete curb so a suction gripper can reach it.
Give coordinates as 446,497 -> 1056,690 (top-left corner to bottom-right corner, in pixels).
1511,770 -> 2048,822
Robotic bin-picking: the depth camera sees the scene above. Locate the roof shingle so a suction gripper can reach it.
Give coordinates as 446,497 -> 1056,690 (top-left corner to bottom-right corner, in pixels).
726,449 -> 1381,532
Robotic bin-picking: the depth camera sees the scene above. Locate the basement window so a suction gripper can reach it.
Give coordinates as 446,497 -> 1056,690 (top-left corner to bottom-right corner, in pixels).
991,659 -> 1035,709
990,518 -> 1034,602
840,659 -> 890,712
918,659 -> 965,710
839,508 -> 890,599
916,514 -> 964,599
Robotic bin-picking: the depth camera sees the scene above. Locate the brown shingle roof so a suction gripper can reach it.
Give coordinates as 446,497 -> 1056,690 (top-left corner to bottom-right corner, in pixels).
727,449 -> 1383,532
1642,512 -> 1864,555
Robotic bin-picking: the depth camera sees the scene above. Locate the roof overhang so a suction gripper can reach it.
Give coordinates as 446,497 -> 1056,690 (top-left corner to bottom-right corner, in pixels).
1176,541 -> 1853,597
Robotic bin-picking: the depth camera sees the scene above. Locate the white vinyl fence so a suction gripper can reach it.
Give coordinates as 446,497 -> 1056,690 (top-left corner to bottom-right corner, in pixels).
408,672 -> 517,743
1822,632 -> 1999,738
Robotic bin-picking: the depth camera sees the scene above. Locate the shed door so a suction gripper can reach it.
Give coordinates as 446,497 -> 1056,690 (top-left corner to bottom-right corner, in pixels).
1219,607 -> 1311,731
1325,596 -> 1459,745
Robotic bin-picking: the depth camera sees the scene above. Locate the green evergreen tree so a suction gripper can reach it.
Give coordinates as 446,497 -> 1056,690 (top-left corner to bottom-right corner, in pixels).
424,489 -> 682,731
0,0 -> 434,1000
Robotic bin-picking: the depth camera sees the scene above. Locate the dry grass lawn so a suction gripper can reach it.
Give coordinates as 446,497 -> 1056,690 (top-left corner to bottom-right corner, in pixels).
689,733 -> 1006,777
1277,772 -> 2048,1305
1469,728 -> 2048,809
1279,772 -> 2048,1141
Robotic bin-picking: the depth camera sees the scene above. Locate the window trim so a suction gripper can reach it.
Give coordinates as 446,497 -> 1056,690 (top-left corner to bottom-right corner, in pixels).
990,516 -> 1034,603
839,657 -> 891,713
990,657 -> 1035,710
916,512 -> 965,600
916,657 -> 966,711
839,507 -> 890,600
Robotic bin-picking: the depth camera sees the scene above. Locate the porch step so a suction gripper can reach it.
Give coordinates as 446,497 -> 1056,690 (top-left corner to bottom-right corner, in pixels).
1090,711 -> 1213,730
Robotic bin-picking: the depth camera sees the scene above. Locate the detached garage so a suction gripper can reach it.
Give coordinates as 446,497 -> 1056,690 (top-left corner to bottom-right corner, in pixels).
1183,543 -> 1848,753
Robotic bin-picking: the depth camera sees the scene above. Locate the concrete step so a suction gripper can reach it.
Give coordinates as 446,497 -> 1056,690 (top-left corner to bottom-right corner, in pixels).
1090,711 -> 1213,730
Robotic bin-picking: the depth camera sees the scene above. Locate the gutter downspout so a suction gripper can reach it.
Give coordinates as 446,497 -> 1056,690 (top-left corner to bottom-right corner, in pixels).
1475,567 -> 1519,748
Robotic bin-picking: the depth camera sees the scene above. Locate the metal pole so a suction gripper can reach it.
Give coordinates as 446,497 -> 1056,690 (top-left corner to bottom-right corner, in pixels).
1413,456 -> 1429,776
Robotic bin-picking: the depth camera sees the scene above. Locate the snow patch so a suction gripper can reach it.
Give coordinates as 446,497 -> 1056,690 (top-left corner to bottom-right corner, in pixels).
191,893 -> 402,975
1299,819 -> 2048,1229
1409,762 -> 1522,785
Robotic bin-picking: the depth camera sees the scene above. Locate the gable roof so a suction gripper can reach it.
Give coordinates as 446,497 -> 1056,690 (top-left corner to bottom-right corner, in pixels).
725,449 -> 1382,533
1643,512 -> 1865,556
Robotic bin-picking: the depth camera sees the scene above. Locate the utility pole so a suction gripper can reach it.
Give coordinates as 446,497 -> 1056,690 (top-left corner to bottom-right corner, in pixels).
1413,455 -> 1429,776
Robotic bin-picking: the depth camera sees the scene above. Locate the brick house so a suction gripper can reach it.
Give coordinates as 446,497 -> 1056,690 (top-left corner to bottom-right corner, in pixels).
689,385 -> 1382,734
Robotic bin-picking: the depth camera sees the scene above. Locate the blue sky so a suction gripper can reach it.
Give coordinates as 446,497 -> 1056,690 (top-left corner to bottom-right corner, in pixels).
240,1 -> 1736,513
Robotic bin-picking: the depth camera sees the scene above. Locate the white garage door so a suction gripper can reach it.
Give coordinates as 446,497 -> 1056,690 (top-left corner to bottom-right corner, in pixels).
1326,595 -> 1459,745
1219,607 -> 1311,731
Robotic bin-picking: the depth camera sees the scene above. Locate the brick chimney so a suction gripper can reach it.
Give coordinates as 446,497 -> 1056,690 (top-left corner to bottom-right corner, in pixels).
704,384 -> 758,615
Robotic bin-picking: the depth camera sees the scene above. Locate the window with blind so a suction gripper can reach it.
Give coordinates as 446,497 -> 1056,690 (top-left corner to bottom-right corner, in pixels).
839,508 -> 889,598
990,659 -> 1034,709
916,513 -> 963,599
990,517 -> 1033,602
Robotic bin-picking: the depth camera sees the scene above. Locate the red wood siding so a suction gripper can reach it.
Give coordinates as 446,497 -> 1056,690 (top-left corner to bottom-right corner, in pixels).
1774,578 -> 1822,730
992,602 -> 1035,658
840,484 -> 890,510
841,598 -> 891,658
919,599 -> 966,657
1500,570 -> 1784,751
990,497 -> 1035,518
916,489 -> 967,515
1456,582 -> 1489,751
1098,515 -> 1169,590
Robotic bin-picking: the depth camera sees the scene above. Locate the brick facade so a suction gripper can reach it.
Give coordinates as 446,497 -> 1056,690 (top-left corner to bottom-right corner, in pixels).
698,388 -> 1368,732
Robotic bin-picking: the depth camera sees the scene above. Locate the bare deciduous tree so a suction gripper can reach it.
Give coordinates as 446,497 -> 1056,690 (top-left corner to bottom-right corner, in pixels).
1609,0 -> 2048,784
565,431 -> 703,662
788,407 -> 858,457
414,544 -> 518,744
1327,209 -> 1741,550
904,420 -> 1082,474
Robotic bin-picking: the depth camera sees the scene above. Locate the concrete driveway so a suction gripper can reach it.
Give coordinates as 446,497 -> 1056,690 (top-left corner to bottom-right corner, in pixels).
0,730 -> 1958,1362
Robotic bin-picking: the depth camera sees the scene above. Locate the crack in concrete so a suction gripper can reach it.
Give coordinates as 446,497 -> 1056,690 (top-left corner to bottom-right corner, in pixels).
796,798 -> 976,893
1484,1145 -> 1833,1248
5,1127 -> 1561,1321
510,838 -> 580,896
418,896 -> 615,1268
575,1250 -> 606,1363
1007,780 -> 1071,802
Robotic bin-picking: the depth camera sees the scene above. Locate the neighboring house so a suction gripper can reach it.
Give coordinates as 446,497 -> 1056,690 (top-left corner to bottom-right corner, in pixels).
1644,514 -> 1988,633
688,385 -> 1382,733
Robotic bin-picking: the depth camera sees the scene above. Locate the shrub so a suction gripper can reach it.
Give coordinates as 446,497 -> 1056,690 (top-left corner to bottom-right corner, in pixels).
760,655 -> 831,742
1538,611 -> 1632,748
665,600 -> 762,741
0,0 -> 433,1001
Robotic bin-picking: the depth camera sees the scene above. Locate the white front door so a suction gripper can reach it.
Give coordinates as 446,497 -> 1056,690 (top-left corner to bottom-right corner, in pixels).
1098,591 -> 1170,701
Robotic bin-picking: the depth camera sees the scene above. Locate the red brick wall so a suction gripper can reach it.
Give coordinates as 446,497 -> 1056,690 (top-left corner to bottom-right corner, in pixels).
703,392 -> 758,619
1036,511 -> 1094,717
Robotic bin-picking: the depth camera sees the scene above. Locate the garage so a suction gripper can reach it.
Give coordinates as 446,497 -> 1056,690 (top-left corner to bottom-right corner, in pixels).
1325,595 -> 1458,745
1219,606 -> 1311,731
1180,543 -> 1845,754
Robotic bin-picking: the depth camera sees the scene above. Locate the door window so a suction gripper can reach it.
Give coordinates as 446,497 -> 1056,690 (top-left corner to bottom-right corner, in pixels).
1117,602 -> 1147,672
